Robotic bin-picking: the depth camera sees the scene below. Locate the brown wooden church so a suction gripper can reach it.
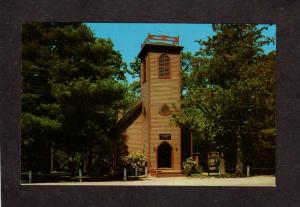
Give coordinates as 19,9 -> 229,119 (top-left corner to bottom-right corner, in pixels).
117,34 -> 192,176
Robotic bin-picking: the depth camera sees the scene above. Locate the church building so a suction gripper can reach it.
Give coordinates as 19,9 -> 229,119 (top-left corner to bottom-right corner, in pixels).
117,34 -> 192,176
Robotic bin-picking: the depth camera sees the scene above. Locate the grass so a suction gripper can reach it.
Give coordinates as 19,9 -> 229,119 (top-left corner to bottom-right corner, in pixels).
21,170 -> 147,183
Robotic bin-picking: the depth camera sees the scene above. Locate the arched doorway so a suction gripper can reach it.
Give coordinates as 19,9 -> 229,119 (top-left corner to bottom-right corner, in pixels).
157,142 -> 172,168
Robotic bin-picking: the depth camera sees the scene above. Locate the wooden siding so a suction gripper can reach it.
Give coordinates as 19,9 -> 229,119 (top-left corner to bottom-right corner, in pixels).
148,52 -> 181,171
125,114 -> 143,153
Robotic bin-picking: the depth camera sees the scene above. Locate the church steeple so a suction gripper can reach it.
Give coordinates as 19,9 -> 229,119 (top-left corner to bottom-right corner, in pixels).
137,34 -> 183,174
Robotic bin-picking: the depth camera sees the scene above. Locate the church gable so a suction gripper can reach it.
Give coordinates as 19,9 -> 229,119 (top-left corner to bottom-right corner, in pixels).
115,102 -> 144,153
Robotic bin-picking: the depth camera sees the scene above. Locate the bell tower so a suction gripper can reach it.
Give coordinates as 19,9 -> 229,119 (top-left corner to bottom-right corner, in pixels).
138,34 -> 183,175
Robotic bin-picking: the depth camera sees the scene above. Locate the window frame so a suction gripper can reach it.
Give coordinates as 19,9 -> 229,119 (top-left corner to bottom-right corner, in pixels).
158,54 -> 170,79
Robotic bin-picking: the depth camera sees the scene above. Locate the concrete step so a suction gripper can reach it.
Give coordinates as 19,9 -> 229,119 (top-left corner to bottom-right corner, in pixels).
155,170 -> 187,177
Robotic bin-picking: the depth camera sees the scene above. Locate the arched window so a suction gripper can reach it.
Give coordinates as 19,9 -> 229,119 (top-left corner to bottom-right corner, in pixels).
159,54 -> 170,78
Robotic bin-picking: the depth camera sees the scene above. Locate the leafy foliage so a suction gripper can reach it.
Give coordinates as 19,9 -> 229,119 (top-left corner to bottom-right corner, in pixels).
182,157 -> 196,176
54,150 -> 70,171
21,23 -> 130,173
122,151 -> 147,170
128,57 -> 142,102
174,24 -> 275,175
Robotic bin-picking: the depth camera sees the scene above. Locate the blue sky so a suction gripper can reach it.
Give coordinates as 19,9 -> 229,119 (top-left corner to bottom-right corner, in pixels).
86,23 -> 276,64
85,23 -> 276,82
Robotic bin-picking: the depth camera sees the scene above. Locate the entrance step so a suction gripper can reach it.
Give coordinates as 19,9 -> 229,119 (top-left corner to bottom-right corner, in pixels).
153,170 -> 187,177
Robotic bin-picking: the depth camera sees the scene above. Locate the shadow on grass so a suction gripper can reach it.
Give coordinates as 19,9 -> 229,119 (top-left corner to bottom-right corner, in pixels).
21,172 -> 142,183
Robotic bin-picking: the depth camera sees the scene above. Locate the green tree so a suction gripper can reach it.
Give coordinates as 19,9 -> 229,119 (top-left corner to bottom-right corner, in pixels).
174,24 -> 275,175
180,51 -> 194,95
128,57 -> 142,102
22,23 -> 129,173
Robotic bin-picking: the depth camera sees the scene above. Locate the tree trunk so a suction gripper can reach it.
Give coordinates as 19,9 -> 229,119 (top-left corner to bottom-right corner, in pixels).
111,144 -> 117,175
235,127 -> 244,176
50,141 -> 55,174
83,159 -> 88,174
83,148 -> 89,174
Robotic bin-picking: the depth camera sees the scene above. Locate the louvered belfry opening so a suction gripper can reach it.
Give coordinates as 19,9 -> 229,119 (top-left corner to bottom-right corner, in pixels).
159,54 -> 170,78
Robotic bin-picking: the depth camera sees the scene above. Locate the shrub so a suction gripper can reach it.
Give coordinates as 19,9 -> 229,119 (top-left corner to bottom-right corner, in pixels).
122,151 -> 147,171
194,165 -> 203,174
182,157 -> 196,176
72,152 -> 84,171
55,150 -> 70,171
55,150 -> 84,172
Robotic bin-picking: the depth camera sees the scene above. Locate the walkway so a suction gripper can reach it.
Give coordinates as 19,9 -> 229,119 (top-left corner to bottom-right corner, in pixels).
23,175 -> 275,186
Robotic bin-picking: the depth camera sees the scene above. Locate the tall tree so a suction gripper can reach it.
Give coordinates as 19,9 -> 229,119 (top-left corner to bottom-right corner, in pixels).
22,23 -> 129,173
180,52 -> 194,95
173,24 -> 275,175
128,57 -> 142,102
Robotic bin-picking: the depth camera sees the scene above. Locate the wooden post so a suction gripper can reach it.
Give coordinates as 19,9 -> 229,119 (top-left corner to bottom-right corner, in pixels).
28,171 -> 32,183
135,168 -> 138,177
145,166 -> 148,177
218,166 -> 221,176
247,165 -> 250,177
79,169 -> 82,182
123,168 -> 127,181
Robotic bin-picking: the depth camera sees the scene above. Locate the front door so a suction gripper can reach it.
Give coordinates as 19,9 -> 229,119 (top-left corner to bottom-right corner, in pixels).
157,142 -> 172,168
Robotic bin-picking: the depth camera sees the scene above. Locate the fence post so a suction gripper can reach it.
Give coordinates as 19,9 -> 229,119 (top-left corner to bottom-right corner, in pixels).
145,166 -> 148,177
123,168 -> 127,181
79,169 -> 82,182
135,168 -> 138,177
247,165 -> 250,177
218,166 -> 221,176
29,171 -> 32,183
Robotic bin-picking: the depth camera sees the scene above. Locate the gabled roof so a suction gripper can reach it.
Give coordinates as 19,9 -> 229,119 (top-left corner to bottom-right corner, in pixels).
116,101 -> 142,132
